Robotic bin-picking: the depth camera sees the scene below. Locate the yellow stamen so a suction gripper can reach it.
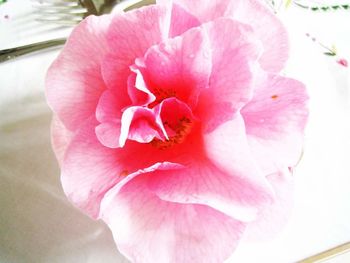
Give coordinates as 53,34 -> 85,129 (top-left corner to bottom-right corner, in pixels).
151,117 -> 192,149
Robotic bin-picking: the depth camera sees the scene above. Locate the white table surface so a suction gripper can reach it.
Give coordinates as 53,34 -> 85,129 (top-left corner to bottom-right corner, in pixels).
1,1 -> 349,262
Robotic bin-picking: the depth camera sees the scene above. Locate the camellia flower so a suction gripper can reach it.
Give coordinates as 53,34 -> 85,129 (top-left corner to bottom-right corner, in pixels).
46,0 -> 308,262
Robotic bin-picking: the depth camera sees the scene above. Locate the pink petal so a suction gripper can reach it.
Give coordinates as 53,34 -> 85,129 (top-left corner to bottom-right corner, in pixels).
61,139 -> 177,219
100,168 -> 246,263
149,114 -> 274,221
158,0 -> 234,23
102,162 -> 185,196
196,18 -> 260,132
95,121 -> 121,148
119,106 -> 165,147
107,5 -> 170,56
143,25 -> 212,109
95,88 -> 160,149
165,0 -> 289,72
61,118 -> 177,218
203,114 -> 259,177
46,15 -> 112,131
243,169 -> 294,241
155,97 -> 196,139
149,163 -> 272,222
232,0 -> 289,72
101,4 -> 171,95
128,119 -> 162,143
168,3 -> 201,37
61,124 -> 203,219
241,74 -> 309,174
61,118 -> 126,218
127,69 -> 155,106
95,90 -> 125,148
51,115 -> 73,166
96,90 -> 125,123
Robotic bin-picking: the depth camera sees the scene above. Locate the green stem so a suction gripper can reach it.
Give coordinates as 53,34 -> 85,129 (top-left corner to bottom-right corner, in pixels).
294,2 -> 350,11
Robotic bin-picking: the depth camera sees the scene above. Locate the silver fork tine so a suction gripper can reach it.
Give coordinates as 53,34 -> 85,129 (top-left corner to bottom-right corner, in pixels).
32,0 -> 88,25
35,16 -> 84,26
31,0 -> 80,4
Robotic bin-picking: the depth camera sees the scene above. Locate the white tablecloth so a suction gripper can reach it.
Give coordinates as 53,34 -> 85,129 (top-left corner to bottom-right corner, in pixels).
1,1 -> 349,262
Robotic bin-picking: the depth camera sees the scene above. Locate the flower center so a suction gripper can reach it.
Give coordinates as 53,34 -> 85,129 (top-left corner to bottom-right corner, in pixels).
151,116 -> 193,149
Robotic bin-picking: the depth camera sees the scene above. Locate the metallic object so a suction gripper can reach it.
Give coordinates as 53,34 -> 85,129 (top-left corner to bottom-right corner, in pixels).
0,0 -> 155,63
299,242 -> 350,263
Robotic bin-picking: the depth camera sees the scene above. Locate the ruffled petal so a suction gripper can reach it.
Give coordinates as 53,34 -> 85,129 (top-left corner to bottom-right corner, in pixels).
232,0 -> 289,72
163,0 -> 289,72
61,118 -> 125,218
61,118 -> 179,218
241,74 -> 309,174
100,167 -> 245,263
95,121 -> 122,148
148,114 -> 274,221
196,18 -> 260,132
168,3 -> 201,37
155,97 -> 195,132
119,106 -> 165,147
142,25 -> 212,109
46,15 -> 112,131
101,4 -> 171,96
158,0 -> 234,23
96,90 -> 124,123
148,162 -> 273,222
243,169 -> 294,241
51,115 -> 73,166
127,68 -> 155,106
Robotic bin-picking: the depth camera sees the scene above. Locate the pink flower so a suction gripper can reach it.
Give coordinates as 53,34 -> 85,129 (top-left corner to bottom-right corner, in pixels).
337,58 -> 348,67
46,0 -> 308,262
